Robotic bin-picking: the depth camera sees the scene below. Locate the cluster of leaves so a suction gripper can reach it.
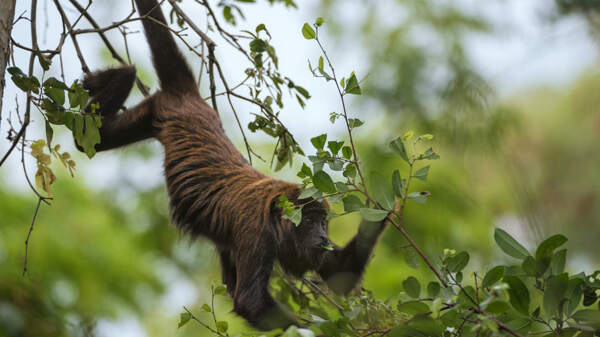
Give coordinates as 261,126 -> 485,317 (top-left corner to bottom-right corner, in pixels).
30,140 -> 75,196
7,66 -> 100,196
280,19 -> 440,227
380,229 -> 600,337
242,23 -> 311,170
178,285 -> 232,336
180,230 -> 600,337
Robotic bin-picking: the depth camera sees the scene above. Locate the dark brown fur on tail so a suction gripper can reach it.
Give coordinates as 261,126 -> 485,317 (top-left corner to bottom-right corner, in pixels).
80,0 -> 388,330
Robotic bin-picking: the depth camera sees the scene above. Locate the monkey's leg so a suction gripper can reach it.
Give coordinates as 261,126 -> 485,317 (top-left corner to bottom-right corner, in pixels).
232,242 -> 298,330
317,219 -> 387,295
84,65 -> 136,116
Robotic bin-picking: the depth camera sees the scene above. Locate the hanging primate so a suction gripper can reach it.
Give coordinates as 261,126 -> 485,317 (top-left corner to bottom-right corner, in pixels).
80,0 -> 389,330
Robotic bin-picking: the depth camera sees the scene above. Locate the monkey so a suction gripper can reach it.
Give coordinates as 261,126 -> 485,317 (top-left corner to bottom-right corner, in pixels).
79,0 -> 390,330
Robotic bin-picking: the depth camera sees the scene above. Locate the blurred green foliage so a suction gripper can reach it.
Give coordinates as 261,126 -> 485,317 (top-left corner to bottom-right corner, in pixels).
2,0 -> 600,336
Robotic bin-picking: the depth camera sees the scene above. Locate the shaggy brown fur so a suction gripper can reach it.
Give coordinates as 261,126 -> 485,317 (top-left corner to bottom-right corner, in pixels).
79,0 -> 388,330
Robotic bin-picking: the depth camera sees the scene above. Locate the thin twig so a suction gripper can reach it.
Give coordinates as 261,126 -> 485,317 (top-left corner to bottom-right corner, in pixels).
22,197 -> 45,276
66,0 -> 150,96
52,0 -> 90,74
167,0 -> 215,46
447,271 -> 525,337
183,307 -> 226,336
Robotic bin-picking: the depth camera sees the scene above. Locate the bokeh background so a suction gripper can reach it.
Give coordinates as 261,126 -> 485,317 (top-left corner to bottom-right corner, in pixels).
1,0 -> 599,336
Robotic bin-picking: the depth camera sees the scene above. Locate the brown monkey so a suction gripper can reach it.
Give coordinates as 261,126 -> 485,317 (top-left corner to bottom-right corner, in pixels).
80,0 -> 389,330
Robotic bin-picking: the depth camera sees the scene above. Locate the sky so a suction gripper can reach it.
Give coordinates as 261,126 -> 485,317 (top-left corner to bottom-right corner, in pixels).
1,1 -> 599,336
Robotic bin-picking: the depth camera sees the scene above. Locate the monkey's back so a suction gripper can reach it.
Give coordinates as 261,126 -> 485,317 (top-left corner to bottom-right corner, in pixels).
153,93 -> 298,246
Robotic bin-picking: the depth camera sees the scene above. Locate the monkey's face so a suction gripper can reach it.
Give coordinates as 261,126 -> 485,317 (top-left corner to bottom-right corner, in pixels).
294,200 -> 331,266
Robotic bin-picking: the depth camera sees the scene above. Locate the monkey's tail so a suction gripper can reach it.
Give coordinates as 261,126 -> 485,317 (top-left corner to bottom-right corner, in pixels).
134,0 -> 196,94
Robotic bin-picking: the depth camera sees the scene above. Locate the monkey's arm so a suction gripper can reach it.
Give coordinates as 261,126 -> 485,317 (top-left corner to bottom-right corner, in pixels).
75,66 -> 155,152
317,218 -> 388,295
232,237 -> 299,330
93,96 -> 156,151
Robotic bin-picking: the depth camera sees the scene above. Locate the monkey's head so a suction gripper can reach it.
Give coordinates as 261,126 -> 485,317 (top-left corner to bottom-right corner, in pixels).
277,196 -> 331,276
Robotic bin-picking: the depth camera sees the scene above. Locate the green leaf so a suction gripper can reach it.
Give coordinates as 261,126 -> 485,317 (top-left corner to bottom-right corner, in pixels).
45,87 -> 65,105
222,6 -> 235,24
283,206 -> 302,226
583,285 -> 598,307
45,121 -> 54,150
551,249 -> 567,275
447,251 -> 469,273
297,163 -> 313,179
298,187 -> 318,199
565,279 -> 584,316
403,248 -> 420,270
369,173 -> 395,211
408,191 -> 429,204
11,73 -> 40,93
318,56 -> 324,70
310,134 -> 327,150
344,73 -> 361,95
521,256 -> 539,277
201,303 -> 212,312
359,208 -> 389,222
535,234 -> 568,260
312,171 -> 336,194
390,137 -> 409,163
343,163 -> 357,179
482,266 -> 504,288
485,300 -> 511,314
334,182 -> 349,192
427,282 -> 441,297
402,130 -> 414,141
295,85 -> 311,99
315,17 -> 324,27
79,115 -> 101,158
572,310 -> 600,327
348,118 -> 363,129
68,80 -> 89,109
503,276 -> 530,315
530,256 -> 550,277
327,140 -> 344,155
213,284 -> 227,295
342,195 -> 363,212
403,276 -> 421,298
392,170 -> 404,198
413,165 -> 430,182
301,23 -> 316,39
494,228 -> 530,259
397,301 -> 429,315
421,147 -> 440,160
544,273 -> 568,317
341,146 -> 352,159
249,38 -> 267,53
216,321 -> 229,333
255,23 -> 267,34
178,312 -> 192,328
7,67 -> 25,76
43,77 -> 68,90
